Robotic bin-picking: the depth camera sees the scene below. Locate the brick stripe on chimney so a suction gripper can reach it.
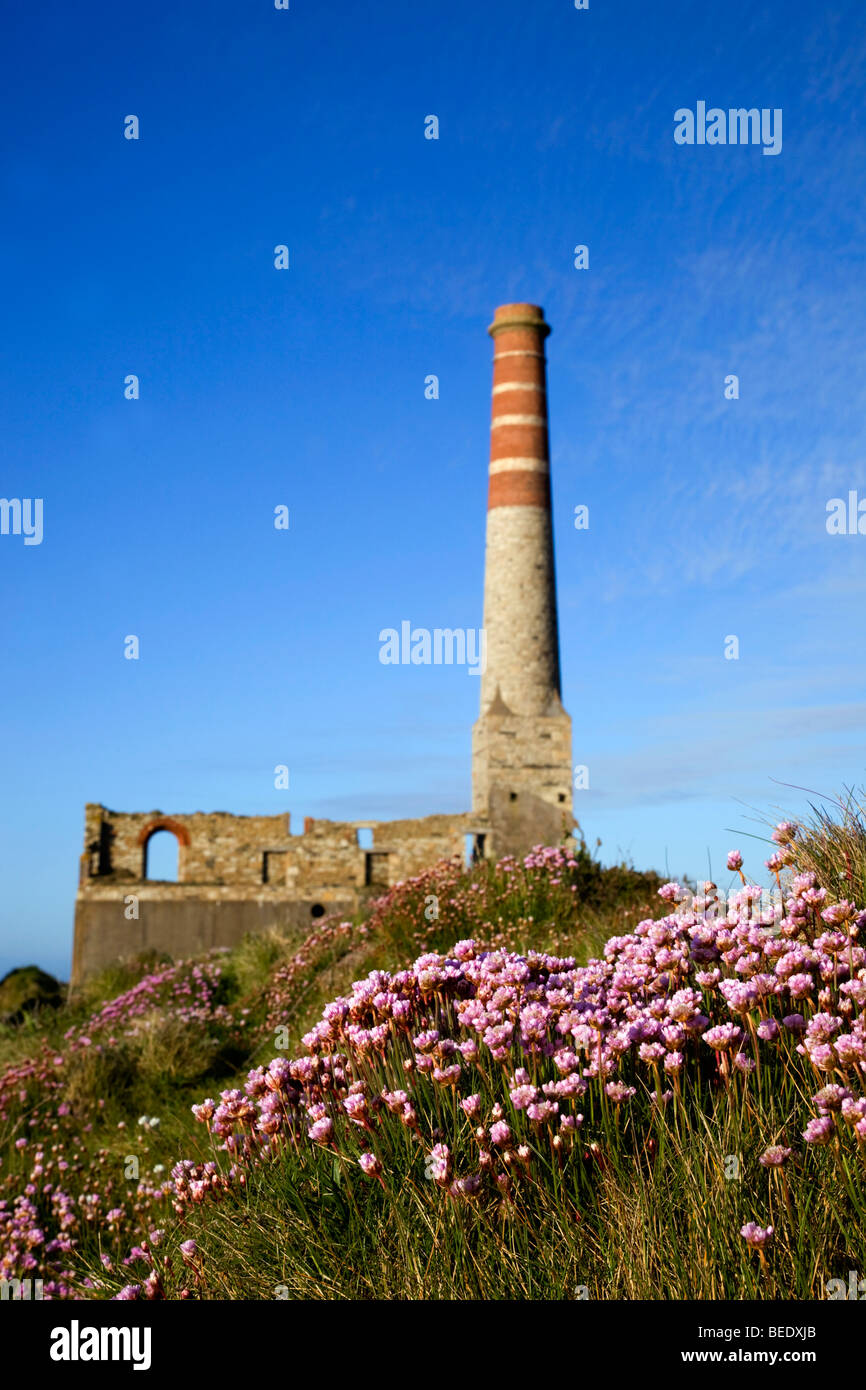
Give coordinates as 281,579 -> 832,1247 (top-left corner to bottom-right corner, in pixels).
487,304 -> 551,511
488,470 -> 552,508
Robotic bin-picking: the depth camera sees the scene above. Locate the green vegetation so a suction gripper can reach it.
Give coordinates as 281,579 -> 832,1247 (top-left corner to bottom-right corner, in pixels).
1,815 -> 863,1302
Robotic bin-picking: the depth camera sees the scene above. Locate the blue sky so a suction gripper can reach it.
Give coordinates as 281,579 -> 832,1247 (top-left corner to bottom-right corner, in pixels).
1,0 -> 864,979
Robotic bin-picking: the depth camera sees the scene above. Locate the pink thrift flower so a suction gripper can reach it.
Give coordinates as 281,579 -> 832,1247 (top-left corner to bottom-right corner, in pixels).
759,1146 -> 791,1168
509,1084 -> 537,1110
803,1116 -> 834,1145
605,1082 -> 636,1102
427,1143 -> 452,1184
308,1117 -> 334,1145
741,1222 -> 773,1248
358,1152 -> 382,1179
771,822 -> 797,844
702,1023 -> 744,1051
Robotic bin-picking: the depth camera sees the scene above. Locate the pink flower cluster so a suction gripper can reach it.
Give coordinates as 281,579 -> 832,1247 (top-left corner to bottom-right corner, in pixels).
184,860 -> 865,1225
0,956 -> 243,1298
66,960 -> 235,1046
262,845 -> 604,1033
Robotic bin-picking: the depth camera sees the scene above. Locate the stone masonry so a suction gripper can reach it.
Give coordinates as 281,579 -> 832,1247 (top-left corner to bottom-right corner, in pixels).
71,807 -> 484,984
71,303 -> 575,983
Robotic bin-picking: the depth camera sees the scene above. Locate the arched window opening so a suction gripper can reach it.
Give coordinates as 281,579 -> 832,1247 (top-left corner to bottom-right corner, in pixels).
145,829 -> 179,882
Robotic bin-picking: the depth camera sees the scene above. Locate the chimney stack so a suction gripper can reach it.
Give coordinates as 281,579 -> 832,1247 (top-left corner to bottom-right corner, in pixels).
472,303 -> 573,849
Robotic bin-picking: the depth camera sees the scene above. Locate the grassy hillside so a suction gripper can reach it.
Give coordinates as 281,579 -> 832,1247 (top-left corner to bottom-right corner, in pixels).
1,807 -> 865,1301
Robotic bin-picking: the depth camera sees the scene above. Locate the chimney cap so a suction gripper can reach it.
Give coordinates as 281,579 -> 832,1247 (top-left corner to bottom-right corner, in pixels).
488,303 -> 551,339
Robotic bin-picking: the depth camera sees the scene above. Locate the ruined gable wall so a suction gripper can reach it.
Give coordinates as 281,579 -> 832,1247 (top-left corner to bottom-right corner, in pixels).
71,804 -> 489,984
80,805 -> 295,886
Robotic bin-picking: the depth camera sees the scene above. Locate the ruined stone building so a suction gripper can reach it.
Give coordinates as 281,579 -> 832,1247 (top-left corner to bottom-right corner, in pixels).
71,304 -> 574,982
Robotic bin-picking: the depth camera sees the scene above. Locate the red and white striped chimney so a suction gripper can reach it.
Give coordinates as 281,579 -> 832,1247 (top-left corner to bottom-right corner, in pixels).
480,302 -> 563,718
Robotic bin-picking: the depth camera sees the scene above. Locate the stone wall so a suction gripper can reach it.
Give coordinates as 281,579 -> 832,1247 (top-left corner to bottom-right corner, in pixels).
71,803 -> 489,984
71,887 -> 347,985
472,703 -> 573,826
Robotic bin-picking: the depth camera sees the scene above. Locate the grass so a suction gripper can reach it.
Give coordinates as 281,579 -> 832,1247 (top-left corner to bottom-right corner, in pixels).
1,815 -> 864,1301
784,785 -> 866,906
